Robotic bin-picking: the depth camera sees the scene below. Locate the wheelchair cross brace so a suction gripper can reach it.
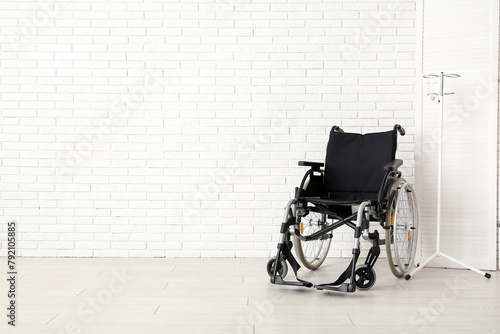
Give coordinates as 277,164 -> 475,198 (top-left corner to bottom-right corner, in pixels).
292,210 -> 357,242
270,200 -> 380,293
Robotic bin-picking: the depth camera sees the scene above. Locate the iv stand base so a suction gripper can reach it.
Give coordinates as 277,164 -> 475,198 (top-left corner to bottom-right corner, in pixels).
405,251 -> 491,280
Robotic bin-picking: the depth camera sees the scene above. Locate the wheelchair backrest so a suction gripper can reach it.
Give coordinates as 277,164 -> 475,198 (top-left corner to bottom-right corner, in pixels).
324,128 -> 397,202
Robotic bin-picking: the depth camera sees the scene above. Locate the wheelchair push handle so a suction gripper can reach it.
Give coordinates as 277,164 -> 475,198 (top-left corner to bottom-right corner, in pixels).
332,125 -> 404,136
332,125 -> 344,133
394,124 -> 405,136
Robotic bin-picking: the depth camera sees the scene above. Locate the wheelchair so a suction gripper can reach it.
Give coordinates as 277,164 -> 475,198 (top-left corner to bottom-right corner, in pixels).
267,125 -> 418,292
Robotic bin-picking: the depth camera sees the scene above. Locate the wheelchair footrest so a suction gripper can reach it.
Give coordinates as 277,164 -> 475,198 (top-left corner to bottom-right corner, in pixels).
271,276 -> 313,288
314,283 -> 355,293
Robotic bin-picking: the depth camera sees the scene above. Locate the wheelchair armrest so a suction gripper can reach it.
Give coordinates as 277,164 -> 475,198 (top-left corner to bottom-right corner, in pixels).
298,161 -> 324,170
384,159 -> 403,171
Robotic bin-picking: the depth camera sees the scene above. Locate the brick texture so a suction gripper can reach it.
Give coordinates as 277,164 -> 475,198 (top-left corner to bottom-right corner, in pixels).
0,0 -> 416,257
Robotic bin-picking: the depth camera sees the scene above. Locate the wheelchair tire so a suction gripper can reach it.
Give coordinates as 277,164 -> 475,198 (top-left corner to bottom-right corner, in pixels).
294,206 -> 333,271
267,257 -> 288,279
385,178 -> 419,278
354,264 -> 376,291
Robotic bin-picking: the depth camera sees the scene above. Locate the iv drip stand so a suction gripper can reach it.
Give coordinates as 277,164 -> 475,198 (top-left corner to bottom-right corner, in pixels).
405,72 -> 491,280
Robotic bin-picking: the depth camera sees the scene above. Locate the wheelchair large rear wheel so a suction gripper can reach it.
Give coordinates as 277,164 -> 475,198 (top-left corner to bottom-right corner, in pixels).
385,178 -> 418,278
294,206 -> 333,270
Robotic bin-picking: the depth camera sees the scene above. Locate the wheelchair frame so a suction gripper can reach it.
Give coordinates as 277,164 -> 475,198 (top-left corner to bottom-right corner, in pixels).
268,124 -> 413,293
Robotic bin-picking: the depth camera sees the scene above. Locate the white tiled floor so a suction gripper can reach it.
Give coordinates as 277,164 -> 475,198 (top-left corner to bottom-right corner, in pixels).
1,257 -> 499,333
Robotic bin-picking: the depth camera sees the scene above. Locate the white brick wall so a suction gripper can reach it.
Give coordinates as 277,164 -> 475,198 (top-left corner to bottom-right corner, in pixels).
0,0 -> 416,257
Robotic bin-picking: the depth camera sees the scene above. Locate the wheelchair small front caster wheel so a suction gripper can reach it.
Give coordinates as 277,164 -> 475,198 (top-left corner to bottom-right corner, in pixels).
267,257 -> 288,279
354,264 -> 376,291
